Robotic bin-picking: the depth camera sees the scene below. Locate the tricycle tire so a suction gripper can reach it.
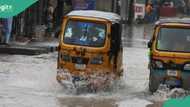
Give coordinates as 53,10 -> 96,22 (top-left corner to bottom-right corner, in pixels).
149,71 -> 160,93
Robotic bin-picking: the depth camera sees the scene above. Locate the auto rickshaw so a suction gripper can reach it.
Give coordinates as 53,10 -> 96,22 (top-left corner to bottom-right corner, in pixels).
148,18 -> 190,93
57,10 -> 123,91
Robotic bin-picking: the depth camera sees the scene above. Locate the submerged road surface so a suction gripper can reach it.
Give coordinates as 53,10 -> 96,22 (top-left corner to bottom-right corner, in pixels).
0,24 -> 172,107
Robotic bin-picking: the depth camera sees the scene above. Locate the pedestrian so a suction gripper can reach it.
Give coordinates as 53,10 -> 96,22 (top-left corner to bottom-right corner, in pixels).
187,0 -> 190,15
46,4 -> 54,38
152,4 -> 159,22
154,0 -> 161,20
45,0 -> 57,39
1,17 -> 13,45
182,0 -> 186,14
144,2 -> 153,23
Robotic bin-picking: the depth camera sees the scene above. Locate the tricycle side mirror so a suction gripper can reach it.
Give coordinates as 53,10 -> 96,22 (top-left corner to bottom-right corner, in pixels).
147,40 -> 152,48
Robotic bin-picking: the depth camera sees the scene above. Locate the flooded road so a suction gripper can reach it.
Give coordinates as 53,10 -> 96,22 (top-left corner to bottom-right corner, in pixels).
0,24 -> 158,107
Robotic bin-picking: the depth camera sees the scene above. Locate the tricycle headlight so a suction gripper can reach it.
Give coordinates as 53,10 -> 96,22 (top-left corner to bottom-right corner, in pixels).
90,56 -> 103,64
184,64 -> 190,71
153,60 -> 164,69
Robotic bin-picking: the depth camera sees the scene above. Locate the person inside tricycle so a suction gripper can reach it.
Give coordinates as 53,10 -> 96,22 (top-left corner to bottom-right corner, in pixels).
56,10 -> 123,92
148,18 -> 190,93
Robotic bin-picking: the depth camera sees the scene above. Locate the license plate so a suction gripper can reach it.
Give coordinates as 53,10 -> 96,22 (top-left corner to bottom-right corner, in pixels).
167,70 -> 178,77
75,64 -> 86,70
165,79 -> 181,86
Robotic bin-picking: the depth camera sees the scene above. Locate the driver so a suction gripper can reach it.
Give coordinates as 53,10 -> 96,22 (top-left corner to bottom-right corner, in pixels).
89,26 -> 105,43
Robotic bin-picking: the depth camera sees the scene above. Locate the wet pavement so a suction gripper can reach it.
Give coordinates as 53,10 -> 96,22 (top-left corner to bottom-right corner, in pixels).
122,24 -> 153,48
0,24 -> 162,107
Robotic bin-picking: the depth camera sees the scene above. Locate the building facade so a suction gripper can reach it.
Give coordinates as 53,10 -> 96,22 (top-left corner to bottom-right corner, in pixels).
11,0 -> 131,40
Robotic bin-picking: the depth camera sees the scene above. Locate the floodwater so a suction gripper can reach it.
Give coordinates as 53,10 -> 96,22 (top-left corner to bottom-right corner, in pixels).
0,24 -> 181,107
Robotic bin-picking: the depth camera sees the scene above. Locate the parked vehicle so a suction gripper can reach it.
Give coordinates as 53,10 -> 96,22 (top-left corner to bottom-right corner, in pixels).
57,10 -> 123,91
148,18 -> 190,93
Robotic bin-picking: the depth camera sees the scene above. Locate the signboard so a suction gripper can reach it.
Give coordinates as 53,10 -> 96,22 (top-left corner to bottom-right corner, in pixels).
72,0 -> 96,10
134,3 -> 145,20
135,5 -> 143,13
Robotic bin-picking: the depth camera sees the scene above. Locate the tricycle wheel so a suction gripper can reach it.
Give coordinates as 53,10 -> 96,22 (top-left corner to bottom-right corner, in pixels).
149,72 -> 160,93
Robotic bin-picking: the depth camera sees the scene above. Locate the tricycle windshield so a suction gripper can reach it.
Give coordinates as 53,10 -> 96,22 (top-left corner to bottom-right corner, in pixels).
157,27 -> 190,52
63,20 -> 106,47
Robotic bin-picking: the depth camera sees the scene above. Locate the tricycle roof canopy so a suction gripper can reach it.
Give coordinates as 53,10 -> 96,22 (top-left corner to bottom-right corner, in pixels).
156,18 -> 190,25
67,10 -> 121,24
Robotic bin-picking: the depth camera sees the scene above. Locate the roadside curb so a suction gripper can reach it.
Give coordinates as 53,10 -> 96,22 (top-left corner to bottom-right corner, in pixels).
0,45 -> 58,55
